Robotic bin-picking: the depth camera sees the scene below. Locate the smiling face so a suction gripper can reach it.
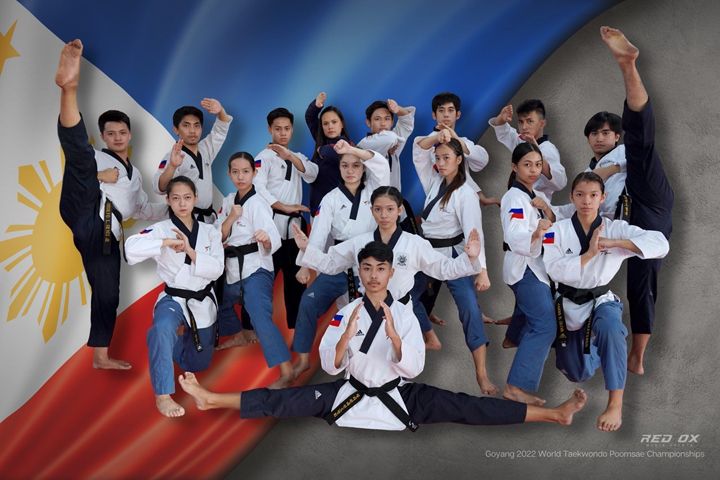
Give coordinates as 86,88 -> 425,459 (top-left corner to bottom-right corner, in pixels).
228,156 -> 256,193
512,150 -> 543,188
269,117 -> 293,146
371,194 -> 402,230
100,121 -> 131,155
166,182 -> 197,219
359,257 -> 393,294
571,180 -> 607,216
321,110 -> 343,139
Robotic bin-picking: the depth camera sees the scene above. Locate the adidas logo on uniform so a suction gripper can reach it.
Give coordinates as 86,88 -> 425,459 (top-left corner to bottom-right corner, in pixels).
308,292 -> 315,298
566,248 -> 573,254
355,329 -> 364,337
314,390 -> 322,399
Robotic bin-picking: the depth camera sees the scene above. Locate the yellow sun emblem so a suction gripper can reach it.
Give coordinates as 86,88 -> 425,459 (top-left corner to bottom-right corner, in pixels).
0,150 -> 87,342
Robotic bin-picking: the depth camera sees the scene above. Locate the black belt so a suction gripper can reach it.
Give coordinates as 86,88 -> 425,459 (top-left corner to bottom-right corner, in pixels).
193,205 -> 216,223
102,199 -> 126,261
424,233 -> 464,249
334,238 -> 361,300
324,376 -> 418,432
272,209 -> 308,239
164,283 -> 217,352
554,283 -> 609,353
224,243 -> 260,305
614,187 -> 631,220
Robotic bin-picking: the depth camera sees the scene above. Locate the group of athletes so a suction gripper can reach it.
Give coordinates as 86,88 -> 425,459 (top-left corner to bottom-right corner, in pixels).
54,26 -> 672,433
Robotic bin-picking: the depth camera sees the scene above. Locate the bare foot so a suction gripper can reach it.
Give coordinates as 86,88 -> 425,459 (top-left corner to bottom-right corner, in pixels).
556,389 -> 587,425
503,384 -> 546,406
429,314 -> 446,326
242,329 -> 259,344
268,373 -> 294,390
597,404 -> 623,432
502,336 -> 517,349
494,316 -> 512,326
600,26 -> 639,65
627,350 -> 645,375
55,39 -> 83,89
92,347 -> 131,370
216,332 -> 250,350
178,372 -> 214,410
155,394 -> 185,418
477,373 -> 499,396
292,354 -> 311,378
423,330 -> 442,350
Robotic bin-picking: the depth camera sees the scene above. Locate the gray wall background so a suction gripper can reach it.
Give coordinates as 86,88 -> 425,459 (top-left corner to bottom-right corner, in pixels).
229,0 -> 719,478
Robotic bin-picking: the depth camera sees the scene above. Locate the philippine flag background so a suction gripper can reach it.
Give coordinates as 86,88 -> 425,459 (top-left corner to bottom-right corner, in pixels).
0,0 -> 718,479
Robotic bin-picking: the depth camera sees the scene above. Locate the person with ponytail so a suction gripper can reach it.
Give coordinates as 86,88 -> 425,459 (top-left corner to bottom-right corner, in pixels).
304,91 -> 353,215
498,143 -> 557,406
411,133 -> 497,395
214,152 -> 294,388
290,141 -> 389,376
125,174 -> 224,417
294,186 -> 484,376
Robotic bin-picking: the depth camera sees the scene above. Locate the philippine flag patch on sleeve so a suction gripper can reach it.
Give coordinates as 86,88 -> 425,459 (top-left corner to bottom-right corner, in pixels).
329,314 -> 343,327
543,232 -> 555,244
509,208 -> 524,219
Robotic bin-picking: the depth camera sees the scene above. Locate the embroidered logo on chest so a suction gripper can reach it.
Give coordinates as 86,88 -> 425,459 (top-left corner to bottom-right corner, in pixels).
396,253 -> 408,267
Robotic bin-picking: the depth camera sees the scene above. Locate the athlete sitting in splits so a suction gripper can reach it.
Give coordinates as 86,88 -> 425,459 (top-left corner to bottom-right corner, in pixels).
178,242 -> 587,431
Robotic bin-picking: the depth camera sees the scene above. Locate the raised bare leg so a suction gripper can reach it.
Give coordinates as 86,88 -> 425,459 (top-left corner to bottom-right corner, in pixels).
600,26 -> 647,111
56,39 -> 82,127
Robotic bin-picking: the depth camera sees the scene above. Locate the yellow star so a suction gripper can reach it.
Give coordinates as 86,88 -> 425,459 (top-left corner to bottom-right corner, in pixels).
0,20 -> 20,75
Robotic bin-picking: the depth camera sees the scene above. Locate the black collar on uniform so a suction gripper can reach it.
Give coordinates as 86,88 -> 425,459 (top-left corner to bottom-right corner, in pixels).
234,185 -> 257,206
511,180 -> 536,199
571,212 -> 603,255
537,134 -> 549,145
338,183 -> 365,220
101,148 -> 133,180
374,226 -> 403,250
169,210 -> 199,265
358,292 -> 395,354
283,159 -> 293,181
182,145 -> 204,180
511,181 -> 543,218
421,180 -> 448,220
